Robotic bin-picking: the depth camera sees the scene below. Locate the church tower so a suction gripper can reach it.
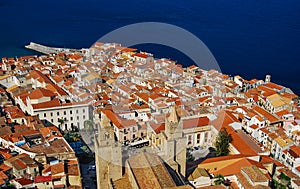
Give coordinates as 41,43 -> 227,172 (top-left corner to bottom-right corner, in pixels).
163,105 -> 186,178
165,105 -> 182,138
265,74 -> 271,83
95,112 -> 122,189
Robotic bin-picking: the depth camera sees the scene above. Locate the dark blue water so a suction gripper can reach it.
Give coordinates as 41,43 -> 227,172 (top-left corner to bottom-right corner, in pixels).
1,0 -> 300,93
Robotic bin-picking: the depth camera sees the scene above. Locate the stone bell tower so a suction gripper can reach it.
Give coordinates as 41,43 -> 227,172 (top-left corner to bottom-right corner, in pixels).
163,105 -> 186,177
165,105 -> 181,138
265,75 -> 271,83
95,112 -> 122,189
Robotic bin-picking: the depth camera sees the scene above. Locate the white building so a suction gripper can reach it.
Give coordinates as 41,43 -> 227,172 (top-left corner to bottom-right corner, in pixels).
32,101 -> 91,130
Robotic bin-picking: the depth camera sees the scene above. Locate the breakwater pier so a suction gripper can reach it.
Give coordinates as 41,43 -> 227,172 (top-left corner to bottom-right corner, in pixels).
25,42 -> 88,55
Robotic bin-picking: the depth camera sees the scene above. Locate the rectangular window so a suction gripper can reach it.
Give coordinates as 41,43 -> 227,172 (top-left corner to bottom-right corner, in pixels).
83,109 -> 86,113
64,111 -> 66,115
57,112 -> 60,116
70,110 -> 72,114
70,117 -> 73,121
197,134 -> 201,144
77,116 -> 79,120
204,132 -> 208,142
50,112 -> 53,116
44,113 -> 46,117
188,135 -> 192,145
83,115 -> 86,119
76,110 -> 79,114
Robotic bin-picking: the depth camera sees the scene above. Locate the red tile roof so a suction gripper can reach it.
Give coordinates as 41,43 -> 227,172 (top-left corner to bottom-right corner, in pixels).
46,83 -> 67,96
54,184 -> 65,188
67,164 -> 80,176
150,123 -> 165,134
201,154 -> 248,164
263,82 -> 283,91
211,110 -> 238,131
29,88 -> 56,99
0,171 -> 8,180
229,129 -> 258,155
199,155 -> 266,177
0,164 -> 12,172
128,152 -> 176,189
289,145 -> 300,158
249,124 -> 259,130
102,110 -> 136,129
51,162 -> 65,175
183,117 -> 210,129
15,177 -> 33,186
133,53 -> 148,59
32,98 -> 61,109
275,109 -> 290,117
34,175 -> 52,183
4,106 -> 25,119
119,47 -> 137,52
11,159 -> 27,170
136,93 -> 149,103
252,106 -> 278,123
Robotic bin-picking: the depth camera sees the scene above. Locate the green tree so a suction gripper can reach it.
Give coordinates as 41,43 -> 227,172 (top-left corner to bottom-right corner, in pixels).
84,119 -> 94,130
58,118 -> 66,131
71,132 -> 81,142
214,174 -> 225,185
64,132 -> 71,141
279,173 -> 291,187
271,179 -> 287,189
81,145 -> 90,154
6,184 -> 16,189
215,128 -> 232,156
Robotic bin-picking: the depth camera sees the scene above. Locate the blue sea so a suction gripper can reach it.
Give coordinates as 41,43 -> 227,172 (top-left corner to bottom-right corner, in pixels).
0,0 -> 300,93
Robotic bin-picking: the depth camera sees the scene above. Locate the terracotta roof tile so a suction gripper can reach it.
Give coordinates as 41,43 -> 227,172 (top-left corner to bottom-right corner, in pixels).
183,117 -> 210,129
150,123 -> 165,134
102,110 -> 136,129
11,158 -> 27,170
289,145 -> 300,158
0,163 -> 12,172
29,88 -> 56,99
225,126 -> 258,155
263,82 -> 283,91
32,98 -> 61,109
252,106 -> 278,123
128,152 -> 176,189
241,165 -> 269,182
34,175 -> 52,183
0,171 -> 8,180
15,177 -> 33,186
51,162 -> 65,175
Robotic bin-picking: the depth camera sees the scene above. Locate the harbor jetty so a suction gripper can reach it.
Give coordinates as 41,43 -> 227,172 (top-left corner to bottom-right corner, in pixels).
25,42 -> 88,55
